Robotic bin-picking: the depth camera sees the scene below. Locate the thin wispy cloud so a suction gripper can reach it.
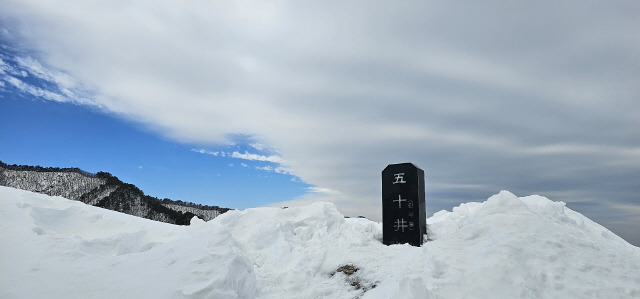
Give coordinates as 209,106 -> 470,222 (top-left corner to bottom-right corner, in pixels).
1,51 -> 93,105
192,148 -> 286,170
255,165 -> 289,175
230,151 -> 285,165
191,149 -> 225,157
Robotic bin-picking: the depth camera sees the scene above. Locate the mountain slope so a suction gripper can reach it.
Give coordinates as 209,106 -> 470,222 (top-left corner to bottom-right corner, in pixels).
0,161 -> 229,224
1,187 -> 638,298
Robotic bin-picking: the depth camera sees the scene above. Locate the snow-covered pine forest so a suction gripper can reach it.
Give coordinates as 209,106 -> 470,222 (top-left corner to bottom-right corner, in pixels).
0,161 -> 230,224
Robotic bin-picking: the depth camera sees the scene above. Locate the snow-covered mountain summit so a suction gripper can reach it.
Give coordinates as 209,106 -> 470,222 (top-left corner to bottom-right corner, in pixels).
1,187 -> 639,298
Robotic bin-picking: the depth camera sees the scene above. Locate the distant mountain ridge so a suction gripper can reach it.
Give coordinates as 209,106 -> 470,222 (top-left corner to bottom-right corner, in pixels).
0,161 -> 230,224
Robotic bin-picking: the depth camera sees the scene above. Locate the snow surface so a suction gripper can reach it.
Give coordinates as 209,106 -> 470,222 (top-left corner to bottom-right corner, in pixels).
1,186 -> 639,298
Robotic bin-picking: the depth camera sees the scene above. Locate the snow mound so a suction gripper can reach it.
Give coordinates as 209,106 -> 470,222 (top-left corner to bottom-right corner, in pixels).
1,187 -> 639,298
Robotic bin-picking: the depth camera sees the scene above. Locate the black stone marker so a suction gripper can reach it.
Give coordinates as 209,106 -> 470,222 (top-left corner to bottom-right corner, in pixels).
382,163 -> 426,246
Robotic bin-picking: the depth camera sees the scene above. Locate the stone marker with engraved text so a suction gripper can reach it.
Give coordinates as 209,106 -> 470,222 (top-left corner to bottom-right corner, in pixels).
382,163 -> 426,246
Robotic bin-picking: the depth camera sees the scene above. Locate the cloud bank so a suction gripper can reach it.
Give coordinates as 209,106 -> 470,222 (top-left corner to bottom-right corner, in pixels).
1,1 -> 639,244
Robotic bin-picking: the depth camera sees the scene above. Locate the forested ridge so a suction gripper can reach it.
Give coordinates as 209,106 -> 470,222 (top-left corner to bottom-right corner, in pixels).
0,160 -> 230,223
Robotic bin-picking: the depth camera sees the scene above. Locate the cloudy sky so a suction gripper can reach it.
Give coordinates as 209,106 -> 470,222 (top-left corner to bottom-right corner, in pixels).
1,1 -> 638,246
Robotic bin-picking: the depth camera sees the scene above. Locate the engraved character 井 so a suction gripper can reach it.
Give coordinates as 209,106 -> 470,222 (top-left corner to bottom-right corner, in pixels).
394,218 -> 408,232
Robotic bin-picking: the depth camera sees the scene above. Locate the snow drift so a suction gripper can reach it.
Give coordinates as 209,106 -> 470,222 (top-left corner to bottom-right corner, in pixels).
1,186 -> 639,298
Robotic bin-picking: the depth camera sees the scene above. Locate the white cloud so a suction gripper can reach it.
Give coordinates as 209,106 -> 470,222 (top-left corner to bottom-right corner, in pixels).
306,186 -> 341,195
191,148 -> 220,156
255,166 -> 272,172
193,148 -> 289,172
0,58 -> 13,75
4,75 -> 68,102
1,1 -> 639,244
249,143 -> 265,151
1,54 -> 94,105
230,151 -> 285,165
16,56 -> 77,90
255,165 -> 289,175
